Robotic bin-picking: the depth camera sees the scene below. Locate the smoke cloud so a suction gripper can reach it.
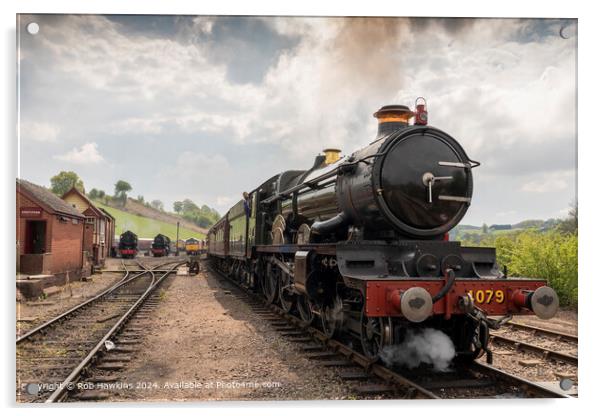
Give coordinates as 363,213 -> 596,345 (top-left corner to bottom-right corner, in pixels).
329,17 -> 409,94
379,328 -> 456,372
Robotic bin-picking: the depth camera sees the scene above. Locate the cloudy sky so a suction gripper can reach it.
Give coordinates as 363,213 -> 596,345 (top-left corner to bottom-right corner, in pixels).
17,15 -> 577,225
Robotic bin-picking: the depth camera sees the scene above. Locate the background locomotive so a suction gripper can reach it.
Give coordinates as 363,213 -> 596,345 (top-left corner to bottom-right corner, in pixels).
151,233 -> 171,257
185,237 -> 202,255
118,230 -> 138,259
207,101 -> 560,362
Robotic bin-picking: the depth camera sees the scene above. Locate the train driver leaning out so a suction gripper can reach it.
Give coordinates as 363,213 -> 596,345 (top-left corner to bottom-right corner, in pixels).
243,192 -> 251,218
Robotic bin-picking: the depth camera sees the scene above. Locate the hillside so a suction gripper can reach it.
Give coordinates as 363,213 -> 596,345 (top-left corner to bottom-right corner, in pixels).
95,201 -> 206,240
450,218 -> 563,241
121,198 -> 208,234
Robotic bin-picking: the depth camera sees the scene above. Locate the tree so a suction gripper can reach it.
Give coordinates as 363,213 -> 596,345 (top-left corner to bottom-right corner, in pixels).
482,223 -> 489,234
569,202 -> 578,230
50,171 -> 84,196
88,188 -> 99,199
200,204 -> 221,223
137,195 -> 145,203
173,201 -> 183,214
98,190 -> 105,198
151,199 -> 164,211
557,202 -> 578,234
114,180 -> 132,206
182,199 -> 200,214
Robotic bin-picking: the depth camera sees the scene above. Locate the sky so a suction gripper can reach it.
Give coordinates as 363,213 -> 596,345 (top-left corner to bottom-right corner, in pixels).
17,15 -> 577,225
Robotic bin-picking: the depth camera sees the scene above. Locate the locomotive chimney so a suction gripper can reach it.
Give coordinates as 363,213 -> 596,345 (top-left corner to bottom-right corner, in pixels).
323,148 -> 341,165
373,104 -> 414,139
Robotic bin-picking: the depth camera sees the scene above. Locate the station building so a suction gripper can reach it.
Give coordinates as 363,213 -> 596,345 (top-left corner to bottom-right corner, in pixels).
99,207 -> 116,259
16,179 -> 87,297
62,187 -> 115,267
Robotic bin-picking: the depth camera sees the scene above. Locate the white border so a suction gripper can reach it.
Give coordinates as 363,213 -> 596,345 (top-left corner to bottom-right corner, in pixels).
2,1 -> 599,415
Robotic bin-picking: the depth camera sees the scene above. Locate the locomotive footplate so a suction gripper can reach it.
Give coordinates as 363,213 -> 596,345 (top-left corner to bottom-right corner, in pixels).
364,278 -> 559,320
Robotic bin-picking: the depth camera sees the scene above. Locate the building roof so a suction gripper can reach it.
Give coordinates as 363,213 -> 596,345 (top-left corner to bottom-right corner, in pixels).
62,186 -> 105,218
17,179 -> 85,219
99,207 -> 115,221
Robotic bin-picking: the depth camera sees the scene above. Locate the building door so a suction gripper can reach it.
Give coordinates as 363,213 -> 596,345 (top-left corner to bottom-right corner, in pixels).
25,220 -> 46,254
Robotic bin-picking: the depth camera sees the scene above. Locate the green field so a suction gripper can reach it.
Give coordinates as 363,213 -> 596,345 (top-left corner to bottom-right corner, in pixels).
95,202 -> 206,240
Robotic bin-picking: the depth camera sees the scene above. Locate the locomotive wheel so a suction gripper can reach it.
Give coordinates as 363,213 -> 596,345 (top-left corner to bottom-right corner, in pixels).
279,270 -> 295,313
297,295 -> 314,324
262,263 -> 279,304
321,296 -> 344,338
360,312 -> 392,360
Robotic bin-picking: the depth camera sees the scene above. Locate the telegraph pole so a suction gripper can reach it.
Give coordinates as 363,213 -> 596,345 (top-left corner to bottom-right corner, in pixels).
175,221 -> 180,256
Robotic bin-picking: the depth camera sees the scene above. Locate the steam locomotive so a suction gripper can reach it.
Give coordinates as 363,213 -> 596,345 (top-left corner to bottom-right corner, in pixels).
118,230 -> 138,259
207,101 -> 559,362
151,233 -> 171,257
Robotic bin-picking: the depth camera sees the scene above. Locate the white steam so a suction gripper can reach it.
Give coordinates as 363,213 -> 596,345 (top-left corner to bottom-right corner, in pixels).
379,328 -> 456,372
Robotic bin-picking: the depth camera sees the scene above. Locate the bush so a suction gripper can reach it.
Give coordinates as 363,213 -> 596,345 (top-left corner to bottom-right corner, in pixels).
471,231 -> 577,307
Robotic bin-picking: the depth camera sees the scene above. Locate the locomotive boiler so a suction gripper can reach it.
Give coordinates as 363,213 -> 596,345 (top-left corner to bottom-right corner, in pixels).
279,105 -> 473,242
207,100 -> 560,362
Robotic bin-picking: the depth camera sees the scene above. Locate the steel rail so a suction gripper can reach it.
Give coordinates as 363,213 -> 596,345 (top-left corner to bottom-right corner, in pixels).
17,261 -> 146,343
504,321 -> 578,343
45,261 -> 183,403
470,362 -> 571,398
489,333 -> 578,366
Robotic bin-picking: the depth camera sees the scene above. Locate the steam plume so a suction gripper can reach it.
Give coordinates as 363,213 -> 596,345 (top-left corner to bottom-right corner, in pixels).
379,328 -> 456,372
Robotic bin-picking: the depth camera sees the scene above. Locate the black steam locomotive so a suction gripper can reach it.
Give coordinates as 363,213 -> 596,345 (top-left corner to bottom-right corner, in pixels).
207,101 -> 559,361
151,234 -> 171,257
118,230 -> 138,259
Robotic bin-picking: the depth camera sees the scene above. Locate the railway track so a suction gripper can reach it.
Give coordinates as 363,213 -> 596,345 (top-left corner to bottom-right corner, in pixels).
206,261 -> 570,399
16,259 -> 182,403
490,321 -> 578,367
500,321 -> 578,343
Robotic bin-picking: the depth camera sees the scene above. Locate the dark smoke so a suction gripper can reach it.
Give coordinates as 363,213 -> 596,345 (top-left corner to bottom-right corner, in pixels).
330,17 -> 408,93
408,17 -> 476,35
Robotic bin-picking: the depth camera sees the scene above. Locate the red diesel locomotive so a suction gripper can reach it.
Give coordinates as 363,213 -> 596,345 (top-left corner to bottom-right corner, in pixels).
207,100 -> 559,362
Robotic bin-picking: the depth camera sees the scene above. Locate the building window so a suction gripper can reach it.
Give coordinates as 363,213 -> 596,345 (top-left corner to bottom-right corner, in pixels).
72,218 -> 79,225
86,217 -> 94,224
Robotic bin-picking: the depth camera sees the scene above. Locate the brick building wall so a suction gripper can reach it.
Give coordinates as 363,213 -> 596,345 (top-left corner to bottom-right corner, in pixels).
49,218 -> 84,273
17,190 -> 84,276
83,220 -> 94,254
